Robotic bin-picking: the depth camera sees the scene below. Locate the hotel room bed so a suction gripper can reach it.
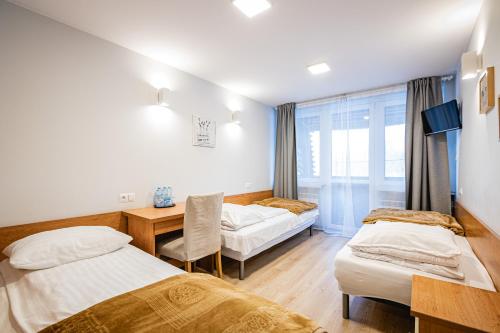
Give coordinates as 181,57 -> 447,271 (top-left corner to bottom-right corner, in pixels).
0,244 -> 185,333
0,193 -> 325,333
334,224 -> 495,306
1,242 -> 323,333
221,208 -> 319,279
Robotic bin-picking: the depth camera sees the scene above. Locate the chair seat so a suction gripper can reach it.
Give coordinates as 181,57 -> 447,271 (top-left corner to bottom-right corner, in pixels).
157,237 -> 186,261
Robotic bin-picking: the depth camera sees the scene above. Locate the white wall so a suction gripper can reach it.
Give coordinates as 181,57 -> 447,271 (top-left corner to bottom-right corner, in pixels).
0,1 -> 275,227
457,0 -> 500,235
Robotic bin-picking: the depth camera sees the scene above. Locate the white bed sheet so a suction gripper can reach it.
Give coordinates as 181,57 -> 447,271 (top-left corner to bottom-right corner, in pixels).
221,209 -> 319,256
0,275 -> 20,333
334,225 -> 495,305
0,244 -> 184,333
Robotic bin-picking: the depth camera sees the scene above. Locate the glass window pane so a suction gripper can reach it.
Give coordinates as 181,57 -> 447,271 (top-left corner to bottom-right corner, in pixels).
310,130 -> 320,176
296,115 -> 320,178
384,105 -> 405,178
332,109 -> 369,177
331,129 -> 346,176
349,128 -> 369,177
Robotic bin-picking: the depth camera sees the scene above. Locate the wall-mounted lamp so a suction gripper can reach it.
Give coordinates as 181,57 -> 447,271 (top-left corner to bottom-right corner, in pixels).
461,52 -> 482,80
231,110 -> 242,124
158,88 -> 170,107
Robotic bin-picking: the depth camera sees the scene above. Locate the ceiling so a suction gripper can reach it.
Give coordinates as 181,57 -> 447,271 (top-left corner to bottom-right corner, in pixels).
9,0 -> 482,106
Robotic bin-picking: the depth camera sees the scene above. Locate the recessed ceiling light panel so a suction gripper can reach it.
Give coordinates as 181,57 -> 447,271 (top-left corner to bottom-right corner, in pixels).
233,0 -> 271,18
307,63 -> 330,75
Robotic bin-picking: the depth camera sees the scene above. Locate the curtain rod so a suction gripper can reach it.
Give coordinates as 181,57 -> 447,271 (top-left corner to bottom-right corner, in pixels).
441,74 -> 454,81
295,73 -> 455,107
296,82 -> 405,107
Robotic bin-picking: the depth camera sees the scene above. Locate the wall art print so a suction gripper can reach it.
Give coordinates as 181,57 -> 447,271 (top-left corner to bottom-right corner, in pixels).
192,115 -> 216,148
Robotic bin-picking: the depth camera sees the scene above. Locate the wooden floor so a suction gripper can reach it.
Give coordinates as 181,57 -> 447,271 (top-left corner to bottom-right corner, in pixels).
222,230 -> 415,333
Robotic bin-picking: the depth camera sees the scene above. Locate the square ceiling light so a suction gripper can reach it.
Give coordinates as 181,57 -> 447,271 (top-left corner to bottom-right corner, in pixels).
307,63 -> 331,75
233,0 -> 271,18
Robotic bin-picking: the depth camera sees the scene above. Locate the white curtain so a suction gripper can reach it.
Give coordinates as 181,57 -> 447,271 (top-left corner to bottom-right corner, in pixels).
296,86 -> 407,237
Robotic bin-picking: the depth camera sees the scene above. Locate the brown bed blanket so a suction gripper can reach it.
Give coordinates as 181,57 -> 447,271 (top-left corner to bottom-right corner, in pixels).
363,208 -> 464,236
253,197 -> 317,215
40,273 -> 324,333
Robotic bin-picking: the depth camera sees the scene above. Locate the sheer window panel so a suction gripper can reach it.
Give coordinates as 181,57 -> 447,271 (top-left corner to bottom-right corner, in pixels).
296,110 -> 321,204
384,104 -> 405,179
296,86 -> 407,237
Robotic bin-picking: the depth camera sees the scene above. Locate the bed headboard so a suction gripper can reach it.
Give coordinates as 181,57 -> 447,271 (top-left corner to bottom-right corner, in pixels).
224,190 -> 273,205
0,212 -> 126,261
455,202 -> 500,291
0,190 -> 274,261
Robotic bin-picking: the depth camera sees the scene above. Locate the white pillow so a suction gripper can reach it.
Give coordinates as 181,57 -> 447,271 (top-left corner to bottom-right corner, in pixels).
3,226 -> 132,270
348,222 -> 461,264
221,203 -> 264,230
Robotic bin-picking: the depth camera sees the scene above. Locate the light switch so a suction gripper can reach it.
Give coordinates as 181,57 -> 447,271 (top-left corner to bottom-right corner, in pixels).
244,182 -> 253,190
119,193 -> 128,203
128,193 -> 136,202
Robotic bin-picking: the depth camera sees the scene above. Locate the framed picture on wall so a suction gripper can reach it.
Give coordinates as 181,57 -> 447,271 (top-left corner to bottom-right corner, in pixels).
479,66 -> 495,114
192,115 -> 216,148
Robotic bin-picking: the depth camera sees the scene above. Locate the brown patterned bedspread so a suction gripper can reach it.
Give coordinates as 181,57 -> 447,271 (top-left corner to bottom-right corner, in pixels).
40,273 -> 324,333
363,208 -> 464,236
253,197 -> 317,215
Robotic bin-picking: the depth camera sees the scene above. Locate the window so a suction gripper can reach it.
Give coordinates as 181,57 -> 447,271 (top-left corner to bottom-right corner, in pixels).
384,104 -> 405,178
331,108 -> 370,177
296,115 -> 320,178
296,86 -> 407,237
310,131 -> 320,176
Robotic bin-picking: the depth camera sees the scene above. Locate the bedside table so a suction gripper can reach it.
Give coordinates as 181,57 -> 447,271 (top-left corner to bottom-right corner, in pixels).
411,275 -> 500,333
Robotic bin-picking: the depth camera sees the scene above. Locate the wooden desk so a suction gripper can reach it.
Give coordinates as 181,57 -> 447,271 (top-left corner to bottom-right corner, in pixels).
122,191 -> 274,256
123,203 -> 186,256
411,275 -> 500,333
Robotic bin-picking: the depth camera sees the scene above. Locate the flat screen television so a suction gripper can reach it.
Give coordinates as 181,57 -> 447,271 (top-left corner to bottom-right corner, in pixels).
421,99 -> 461,136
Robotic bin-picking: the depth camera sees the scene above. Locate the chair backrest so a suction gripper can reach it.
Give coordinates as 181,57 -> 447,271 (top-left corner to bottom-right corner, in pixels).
183,192 -> 224,261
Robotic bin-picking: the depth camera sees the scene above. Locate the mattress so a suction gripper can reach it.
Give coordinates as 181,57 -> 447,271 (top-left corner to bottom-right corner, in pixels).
221,208 -> 319,256
0,244 -> 184,333
334,224 -> 495,305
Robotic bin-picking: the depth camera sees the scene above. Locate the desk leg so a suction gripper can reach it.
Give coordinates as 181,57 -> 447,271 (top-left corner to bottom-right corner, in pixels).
128,217 -> 155,255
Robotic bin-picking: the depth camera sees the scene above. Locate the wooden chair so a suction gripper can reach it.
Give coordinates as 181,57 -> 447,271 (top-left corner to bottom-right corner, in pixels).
157,193 -> 224,278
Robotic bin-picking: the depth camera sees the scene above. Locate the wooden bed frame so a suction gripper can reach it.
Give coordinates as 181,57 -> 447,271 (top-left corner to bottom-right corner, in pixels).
0,190 -> 273,261
224,190 -> 273,205
455,202 -> 500,290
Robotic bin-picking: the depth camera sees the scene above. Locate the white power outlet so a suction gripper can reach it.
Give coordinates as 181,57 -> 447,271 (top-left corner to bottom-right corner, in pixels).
119,193 -> 128,203
127,193 -> 136,202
